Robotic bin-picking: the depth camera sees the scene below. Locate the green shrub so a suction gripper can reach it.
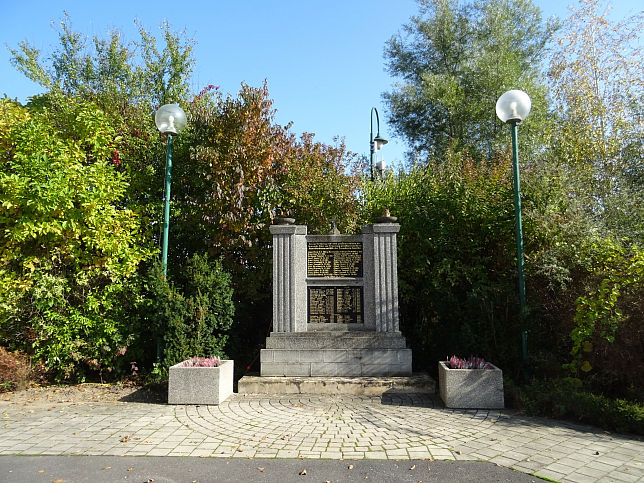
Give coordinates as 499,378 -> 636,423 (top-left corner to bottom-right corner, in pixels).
29,280 -> 141,382
362,154 -> 521,374
510,377 -> 644,435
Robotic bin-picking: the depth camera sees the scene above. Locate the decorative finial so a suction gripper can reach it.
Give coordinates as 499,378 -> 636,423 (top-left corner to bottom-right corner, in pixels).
273,214 -> 295,225
375,208 -> 397,224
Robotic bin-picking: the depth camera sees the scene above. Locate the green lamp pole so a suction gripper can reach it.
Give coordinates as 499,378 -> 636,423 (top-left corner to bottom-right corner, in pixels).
496,89 -> 532,365
155,104 -> 187,276
370,107 -> 388,181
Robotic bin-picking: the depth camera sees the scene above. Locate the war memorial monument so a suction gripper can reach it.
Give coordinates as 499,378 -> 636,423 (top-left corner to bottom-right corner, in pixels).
239,217 -> 434,394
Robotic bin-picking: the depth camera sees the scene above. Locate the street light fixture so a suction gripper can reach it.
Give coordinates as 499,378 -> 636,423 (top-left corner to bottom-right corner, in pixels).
155,104 -> 187,276
496,89 -> 531,365
370,107 -> 388,181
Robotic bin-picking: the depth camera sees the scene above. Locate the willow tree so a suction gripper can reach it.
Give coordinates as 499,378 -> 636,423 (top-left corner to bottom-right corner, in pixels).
384,0 -> 557,161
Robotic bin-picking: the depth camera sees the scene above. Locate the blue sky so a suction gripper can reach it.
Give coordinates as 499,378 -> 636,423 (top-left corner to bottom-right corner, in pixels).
1,1 -> 640,166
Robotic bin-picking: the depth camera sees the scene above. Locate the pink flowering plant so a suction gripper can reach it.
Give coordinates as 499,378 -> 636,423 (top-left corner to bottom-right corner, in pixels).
181,356 -> 222,368
446,355 -> 493,369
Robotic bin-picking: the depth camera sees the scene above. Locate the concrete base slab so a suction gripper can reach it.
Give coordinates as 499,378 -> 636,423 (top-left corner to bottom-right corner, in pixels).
260,331 -> 413,377
237,374 -> 436,395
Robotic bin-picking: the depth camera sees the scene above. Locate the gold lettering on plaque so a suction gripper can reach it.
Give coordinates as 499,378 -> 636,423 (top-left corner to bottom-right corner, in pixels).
307,242 -> 362,278
308,287 -> 363,324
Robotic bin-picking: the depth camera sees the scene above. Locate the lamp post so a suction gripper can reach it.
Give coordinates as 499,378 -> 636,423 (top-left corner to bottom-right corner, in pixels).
155,103 -> 187,276
370,107 -> 388,181
496,89 -> 531,365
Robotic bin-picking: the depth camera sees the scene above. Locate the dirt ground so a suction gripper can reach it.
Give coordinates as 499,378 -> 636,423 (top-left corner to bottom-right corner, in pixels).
0,382 -> 167,408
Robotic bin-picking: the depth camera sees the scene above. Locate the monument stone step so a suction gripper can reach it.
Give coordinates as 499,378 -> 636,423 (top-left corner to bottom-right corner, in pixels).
238,374 -> 436,395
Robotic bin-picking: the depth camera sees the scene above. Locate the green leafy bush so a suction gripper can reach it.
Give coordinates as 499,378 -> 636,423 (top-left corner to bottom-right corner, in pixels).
362,153 -> 520,374
568,243 -> 643,382
0,96 -> 153,382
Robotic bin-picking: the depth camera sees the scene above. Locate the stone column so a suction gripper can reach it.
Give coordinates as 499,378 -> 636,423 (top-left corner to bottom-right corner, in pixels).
270,224 -> 307,332
362,223 -> 400,332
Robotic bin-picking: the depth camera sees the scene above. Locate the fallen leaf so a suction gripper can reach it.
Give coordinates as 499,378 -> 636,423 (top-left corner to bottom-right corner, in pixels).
410,464 -> 416,470
102,467 -> 111,470
54,480 -> 64,483
257,467 -> 265,472
120,435 -> 131,443
456,450 -> 462,455
348,464 -> 354,469
127,467 -> 133,471
38,470 -> 45,473
299,469 -> 307,475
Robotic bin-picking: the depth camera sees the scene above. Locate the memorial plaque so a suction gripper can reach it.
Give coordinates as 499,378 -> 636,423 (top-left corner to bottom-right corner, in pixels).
307,242 -> 363,278
308,286 -> 363,324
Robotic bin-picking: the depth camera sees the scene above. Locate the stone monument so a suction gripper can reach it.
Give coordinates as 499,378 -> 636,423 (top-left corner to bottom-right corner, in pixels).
259,218 -> 412,377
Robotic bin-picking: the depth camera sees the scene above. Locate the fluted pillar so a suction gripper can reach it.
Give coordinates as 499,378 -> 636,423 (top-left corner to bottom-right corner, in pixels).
270,224 -> 307,332
362,223 -> 400,332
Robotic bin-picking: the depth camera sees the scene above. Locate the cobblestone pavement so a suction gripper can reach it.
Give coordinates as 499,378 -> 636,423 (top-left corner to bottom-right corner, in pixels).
1,393 -> 642,482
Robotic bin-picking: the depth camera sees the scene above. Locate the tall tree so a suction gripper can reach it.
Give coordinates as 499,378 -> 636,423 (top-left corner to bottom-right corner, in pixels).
547,0 -> 643,239
9,14 -> 194,108
384,0 -> 557,161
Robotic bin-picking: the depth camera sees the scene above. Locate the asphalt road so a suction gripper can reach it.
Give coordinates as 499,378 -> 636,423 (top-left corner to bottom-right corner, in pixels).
1,456 -> 541,482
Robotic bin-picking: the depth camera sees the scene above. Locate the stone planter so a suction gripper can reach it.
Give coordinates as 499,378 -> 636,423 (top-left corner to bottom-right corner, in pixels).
438,361 -> 504,409
168,359 -> 234,405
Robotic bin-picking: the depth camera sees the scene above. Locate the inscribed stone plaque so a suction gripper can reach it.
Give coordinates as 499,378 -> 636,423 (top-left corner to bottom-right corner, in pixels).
308,286 -> 363,324
307,242 -> 363,278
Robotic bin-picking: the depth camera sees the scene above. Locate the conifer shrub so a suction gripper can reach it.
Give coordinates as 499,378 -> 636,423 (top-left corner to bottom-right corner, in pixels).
144,254 -> 234,374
